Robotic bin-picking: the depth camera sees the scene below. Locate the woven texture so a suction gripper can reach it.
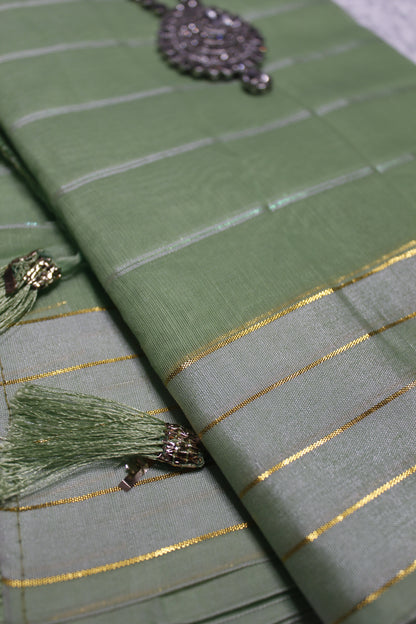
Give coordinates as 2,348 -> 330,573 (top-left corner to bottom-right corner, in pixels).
0,164 -> 315,623
1,1 -> 416,622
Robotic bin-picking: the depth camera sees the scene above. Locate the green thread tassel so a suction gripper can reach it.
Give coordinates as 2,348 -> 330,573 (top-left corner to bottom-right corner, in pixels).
0,249 -> 80,334
0,254 -> 38,334
0,384 -> 204,503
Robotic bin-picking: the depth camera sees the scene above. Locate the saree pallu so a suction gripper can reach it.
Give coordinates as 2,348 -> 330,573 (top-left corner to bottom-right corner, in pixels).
0,0 -> 416,622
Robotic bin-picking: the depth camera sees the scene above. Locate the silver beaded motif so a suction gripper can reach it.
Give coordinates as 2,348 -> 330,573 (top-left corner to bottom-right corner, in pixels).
133,0 -> 272,93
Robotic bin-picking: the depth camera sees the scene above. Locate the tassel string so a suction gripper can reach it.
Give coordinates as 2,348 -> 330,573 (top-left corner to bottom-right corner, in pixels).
1,385 -> 204,503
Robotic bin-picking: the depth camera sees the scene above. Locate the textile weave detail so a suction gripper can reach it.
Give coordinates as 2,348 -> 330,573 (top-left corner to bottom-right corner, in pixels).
239,379 -> 416,497
14,306 -> 107,326
332,559 -> 416,624
282,463 -> 416,560
166,241 -> 416,383
2,471 -> 180,512
199,310 -> 416,436
12,35 -> 370,130
0,39 -> 151,65
0,354 -> 138,386
2,522 -> 249,587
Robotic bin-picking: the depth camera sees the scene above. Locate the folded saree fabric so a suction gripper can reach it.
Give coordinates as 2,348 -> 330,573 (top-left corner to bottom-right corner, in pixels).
0,166 -> 317,622
1,0 -> 416,622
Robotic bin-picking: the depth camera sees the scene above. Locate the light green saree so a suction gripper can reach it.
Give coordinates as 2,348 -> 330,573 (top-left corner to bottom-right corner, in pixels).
0,0 -> 416,622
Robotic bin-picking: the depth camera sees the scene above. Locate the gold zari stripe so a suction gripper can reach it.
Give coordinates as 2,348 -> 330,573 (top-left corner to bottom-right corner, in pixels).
2,522 -> 249,587
24,300 -> 67,314
283,463 -> 416,560
200,311 -> 416,436
15,306 -> 107,326
240,379 -> 416,498
3,471 -> 180,512
147,406 -> 177,415
0,354 -> 138,386
166,241 -> 416,384
333,559 -> 416,624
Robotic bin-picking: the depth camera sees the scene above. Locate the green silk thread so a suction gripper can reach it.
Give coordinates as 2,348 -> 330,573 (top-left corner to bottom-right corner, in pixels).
0,384 -> 204,503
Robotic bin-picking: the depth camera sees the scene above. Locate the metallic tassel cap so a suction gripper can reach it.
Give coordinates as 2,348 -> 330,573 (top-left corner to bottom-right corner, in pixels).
157,424 -> 204,468
4,250 -> 61,295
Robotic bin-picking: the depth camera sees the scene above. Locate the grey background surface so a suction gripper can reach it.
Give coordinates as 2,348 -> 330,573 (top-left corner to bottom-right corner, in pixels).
334,0 -> 416,63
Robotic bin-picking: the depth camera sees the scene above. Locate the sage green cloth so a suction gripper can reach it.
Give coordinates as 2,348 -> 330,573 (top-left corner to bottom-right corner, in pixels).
0,0 -> 416,622
0,163 -> 317,623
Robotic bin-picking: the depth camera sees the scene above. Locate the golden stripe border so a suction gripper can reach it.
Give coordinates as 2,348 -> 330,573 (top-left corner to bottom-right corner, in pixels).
333,558 -> 416,624
239,379 -> 416,498
199,311 -> 416,437
0,354 -> 139,387
283,463 -> 416,561
14,306 -> 108,326
1,471 -> 181,513
2,522 -> 249,587
165,241 -> 416,384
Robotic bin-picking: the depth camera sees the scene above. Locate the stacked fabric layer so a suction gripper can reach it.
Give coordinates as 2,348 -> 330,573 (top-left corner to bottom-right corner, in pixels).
0,162 -> 316,623
0,0 -> 416,622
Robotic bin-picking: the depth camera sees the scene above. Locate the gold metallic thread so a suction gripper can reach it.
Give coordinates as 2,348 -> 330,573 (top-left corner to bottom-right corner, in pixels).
239,379 -> 416,498
147,406 -> 177,416
24,300 -> 67,314
332,558 -> 416,624
282,463 -> 416,561
0,355 -> 10,412
1,522 -> 249,587
0,354 -> 138,387
2,471 -> 181,512
15,306 -> 107,326
200,311 -> 416,437
165,242 -> 416,384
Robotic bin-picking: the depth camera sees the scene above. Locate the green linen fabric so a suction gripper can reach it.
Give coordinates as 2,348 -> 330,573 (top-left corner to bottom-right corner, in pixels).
0,0 -> 416,623
0,163 -> 317,623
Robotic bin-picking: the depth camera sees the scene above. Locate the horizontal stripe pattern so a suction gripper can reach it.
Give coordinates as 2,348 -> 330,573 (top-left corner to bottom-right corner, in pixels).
268,166 -> 373,210
56,81 -> 416,198
13,86 -> 175,129
166,242 -> 416,383
239,379 -> 416,497
375,152 -> 415,173
0,2 -> 414,620
333,559 -> 416,624
0,221 -> 54,230
264,37 -> 370,73
2,471 -> 181,512
0,0 -> 109,10
282,463 -> 416,560
0,354 -> 138,386
2,522 -> 249,587
14,305 -> 108,325
315,82 -> 416,116
11,37 -> 371,130
0,38 -> 151,65
108,146 -> 413,284
199,311 -> 416,437
108,206 -> 264,281
57,110 -> 311,196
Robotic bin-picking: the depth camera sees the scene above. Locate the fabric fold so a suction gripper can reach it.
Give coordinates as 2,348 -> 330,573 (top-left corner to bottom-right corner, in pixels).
1,0 -> 416,622
0,151 -> 316,623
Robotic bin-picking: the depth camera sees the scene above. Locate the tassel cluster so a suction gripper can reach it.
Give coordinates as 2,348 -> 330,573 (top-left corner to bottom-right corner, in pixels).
0,384 -> 204,503
0,250 -> 61,334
